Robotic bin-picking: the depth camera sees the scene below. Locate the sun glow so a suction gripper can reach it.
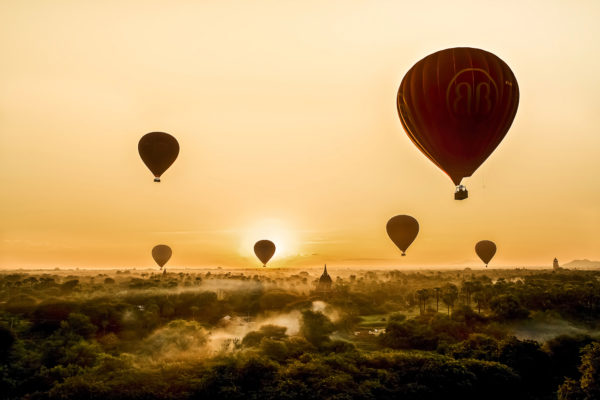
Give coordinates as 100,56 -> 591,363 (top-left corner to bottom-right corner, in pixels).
239,219 -> 299,262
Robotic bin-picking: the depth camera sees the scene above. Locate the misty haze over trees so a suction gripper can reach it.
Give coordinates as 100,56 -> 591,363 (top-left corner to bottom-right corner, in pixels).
1,267 -> 599,399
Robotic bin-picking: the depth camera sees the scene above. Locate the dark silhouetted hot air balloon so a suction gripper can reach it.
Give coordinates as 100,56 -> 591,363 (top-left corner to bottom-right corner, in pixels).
138,132 -> 180,182
152,244 -> 172,269
254,240 -> 276,267
475,240 -> 496,267
397,47 -> 519,199
386,215 -> 419,256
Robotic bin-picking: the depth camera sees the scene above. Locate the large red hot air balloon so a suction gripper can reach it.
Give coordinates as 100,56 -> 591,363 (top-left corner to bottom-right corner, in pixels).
397,47 -> 519,199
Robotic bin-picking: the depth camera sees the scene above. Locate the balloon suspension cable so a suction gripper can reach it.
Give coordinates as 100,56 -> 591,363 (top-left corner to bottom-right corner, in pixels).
154,177 -> 161,182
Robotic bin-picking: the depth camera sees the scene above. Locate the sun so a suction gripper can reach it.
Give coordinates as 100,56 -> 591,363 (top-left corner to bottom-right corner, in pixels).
239,218 -> 299,261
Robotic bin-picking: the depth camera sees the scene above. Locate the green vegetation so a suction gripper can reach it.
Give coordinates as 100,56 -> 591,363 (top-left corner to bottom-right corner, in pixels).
0,268 -> 599,399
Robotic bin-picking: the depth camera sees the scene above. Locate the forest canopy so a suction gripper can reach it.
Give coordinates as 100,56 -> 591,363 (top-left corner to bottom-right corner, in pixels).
1,267 -> 599,399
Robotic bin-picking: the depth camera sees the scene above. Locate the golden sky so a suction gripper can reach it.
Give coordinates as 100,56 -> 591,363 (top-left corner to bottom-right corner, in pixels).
1,0 -> 599,269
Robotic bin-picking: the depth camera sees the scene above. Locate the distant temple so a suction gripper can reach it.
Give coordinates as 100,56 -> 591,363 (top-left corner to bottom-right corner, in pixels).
553,258 -> 560,271
317,264 -> 332,294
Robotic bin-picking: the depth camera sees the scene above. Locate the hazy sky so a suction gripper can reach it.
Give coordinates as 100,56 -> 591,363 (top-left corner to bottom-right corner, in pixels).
1,0 -> 599,269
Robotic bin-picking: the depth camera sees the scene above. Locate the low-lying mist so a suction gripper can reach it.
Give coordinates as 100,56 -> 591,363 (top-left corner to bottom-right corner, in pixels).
132,300 -> 340,364
511,311 -> 600,342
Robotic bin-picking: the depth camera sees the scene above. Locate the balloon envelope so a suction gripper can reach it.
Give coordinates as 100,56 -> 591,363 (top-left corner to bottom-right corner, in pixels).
386,215 -> 419,256
397,47 -> 519,189
475,240 -> 496,266
152,244 -> 172,268
138,132 -> 180,182
254,240 -> 276,266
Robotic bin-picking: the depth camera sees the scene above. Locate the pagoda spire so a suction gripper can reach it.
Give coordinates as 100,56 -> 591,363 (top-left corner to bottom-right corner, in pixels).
318,264 -> 332,294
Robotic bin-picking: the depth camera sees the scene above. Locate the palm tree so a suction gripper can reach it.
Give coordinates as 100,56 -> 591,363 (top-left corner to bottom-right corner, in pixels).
416,289 -> 428,315
442,284 -> 459,316
434,287 -> 441,312
473,284 -> 492,314
462,281 -> 475,306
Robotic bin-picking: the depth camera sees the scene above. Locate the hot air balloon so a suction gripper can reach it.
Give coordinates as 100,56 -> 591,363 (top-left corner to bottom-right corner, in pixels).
152,244 -> 172,269
475,240 -> 496,267
386,215 -> 419,256
138,132 -> 180,182
254,240 -> 275,267
396,47 -> 519,199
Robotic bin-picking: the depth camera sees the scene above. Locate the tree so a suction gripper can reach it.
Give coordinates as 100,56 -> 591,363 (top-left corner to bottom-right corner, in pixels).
498,336 -> 551,396
546,335 -> 594,385
381,318 -> 438,350
242,325 -> 288,348
490,294 -> 529,320
558,342 -> 600,400
140,319 -> 208,355
461,281 -> 475,306
447,334 -> 499,361
433,287 -> 441,312
442,284 -> 459,316
473,288 -> 490,314
416,289 -> 431,315
579,342 -> 600,399
63,313 -> 97,339
300,310 -> 334,347
558,378 -> 585,400
0,326 -> 16,360
260,338 -> 289,362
